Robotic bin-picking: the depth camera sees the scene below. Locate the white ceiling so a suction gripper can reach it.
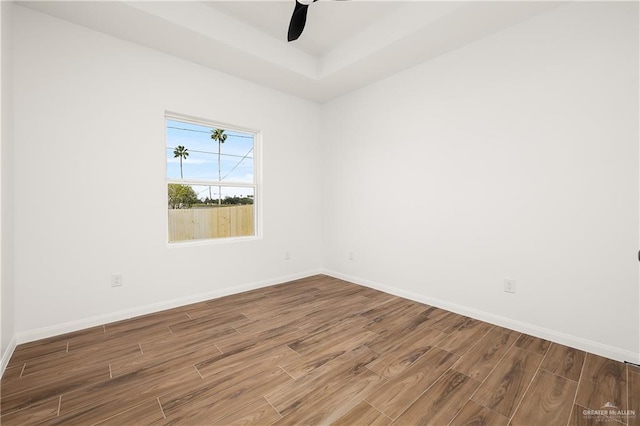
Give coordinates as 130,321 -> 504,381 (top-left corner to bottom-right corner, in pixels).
204,1 -> 407,57
19,1 -> 563,103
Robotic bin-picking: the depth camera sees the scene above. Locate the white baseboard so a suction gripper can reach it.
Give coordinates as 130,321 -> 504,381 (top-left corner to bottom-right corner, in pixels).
323,269 -> 640,364
14,269 -> 323,346
9,268 -> 639,366
1,335 -> 17,378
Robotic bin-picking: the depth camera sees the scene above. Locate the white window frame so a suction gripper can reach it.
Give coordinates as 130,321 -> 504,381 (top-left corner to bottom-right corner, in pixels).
165,111 -> 262,245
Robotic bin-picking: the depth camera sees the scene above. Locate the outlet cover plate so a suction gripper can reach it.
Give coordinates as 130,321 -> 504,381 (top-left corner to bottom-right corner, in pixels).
111,273 -> 123,287
504,279 -> 516,294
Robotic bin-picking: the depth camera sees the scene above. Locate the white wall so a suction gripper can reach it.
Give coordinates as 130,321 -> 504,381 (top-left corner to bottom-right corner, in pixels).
1,1 -> 16,365
323,2 -> 639,361
12,6 -> 323,338
6,2 -> 640,364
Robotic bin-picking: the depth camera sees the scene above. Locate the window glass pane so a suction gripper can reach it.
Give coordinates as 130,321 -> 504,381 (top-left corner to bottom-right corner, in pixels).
166,119 -> 254,183
168,184 -> 255,242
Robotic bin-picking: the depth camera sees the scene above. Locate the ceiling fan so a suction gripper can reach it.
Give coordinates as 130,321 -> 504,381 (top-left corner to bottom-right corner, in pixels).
288,0 -> 317,42
288,0 -> 346,42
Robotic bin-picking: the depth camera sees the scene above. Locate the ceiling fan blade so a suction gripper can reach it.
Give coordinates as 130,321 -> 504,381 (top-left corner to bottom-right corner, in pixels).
288,0 -> 310,42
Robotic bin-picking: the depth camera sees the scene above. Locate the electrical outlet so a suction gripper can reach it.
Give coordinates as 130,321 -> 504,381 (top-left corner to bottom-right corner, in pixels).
111,273 -> 123,287
348,251 -> 355,261
284,251 -> 291,261
504,279 -> 516,294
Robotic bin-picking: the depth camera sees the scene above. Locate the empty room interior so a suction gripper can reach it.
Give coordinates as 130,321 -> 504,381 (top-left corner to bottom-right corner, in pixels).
0,0 -> 639,424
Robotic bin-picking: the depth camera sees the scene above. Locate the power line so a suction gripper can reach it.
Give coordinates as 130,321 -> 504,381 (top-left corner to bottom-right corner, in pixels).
167,146 -> 253,159
222,148 -> 254,181
196,187 -> 213,196
167,126 -> 253,138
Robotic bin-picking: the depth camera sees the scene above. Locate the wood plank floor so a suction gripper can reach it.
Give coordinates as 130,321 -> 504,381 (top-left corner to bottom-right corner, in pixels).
1,275 -> 637,425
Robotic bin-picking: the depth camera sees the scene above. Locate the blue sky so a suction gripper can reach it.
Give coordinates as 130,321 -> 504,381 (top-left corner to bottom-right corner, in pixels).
166,119 -> 255,200
166,119 -> 254,183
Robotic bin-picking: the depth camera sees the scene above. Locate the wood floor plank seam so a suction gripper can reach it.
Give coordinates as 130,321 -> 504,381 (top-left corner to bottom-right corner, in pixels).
445,396 -> 507,426
0,396 -> 58,423
393,368 -> 481,425
539,366 -> 580,383
372,403 -> 394,423
566,340 -> 589,426
378,364 -> 457,421
626,364 -> 629,426
571,402 -> 627,426
263,393 -> 281,416
156,397 -> 166,419
193,365 -> 204,379
278,365 -> 297,381
364,346 -> 459,419
334,400 -> 394,426
53,365 -> 204,423
437,322 -> 495,359
262,395 -> 284,420
507,342 -> 555,423
575,353 -> 629,416
1,364 -> 112,415
92,398 -> 165,425
462,331 -> 522,412
455,324 -> 496,357
285,344 -> 302,357
626,367 -> 640,426
473,346 -> 544,418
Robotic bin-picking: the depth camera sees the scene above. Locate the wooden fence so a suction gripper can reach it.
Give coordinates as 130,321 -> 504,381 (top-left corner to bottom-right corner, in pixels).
168,205 -> 254,242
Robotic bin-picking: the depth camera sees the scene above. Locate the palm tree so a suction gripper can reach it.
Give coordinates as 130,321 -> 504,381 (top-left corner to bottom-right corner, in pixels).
173,145 -> 189,179
211,129 -> 227,205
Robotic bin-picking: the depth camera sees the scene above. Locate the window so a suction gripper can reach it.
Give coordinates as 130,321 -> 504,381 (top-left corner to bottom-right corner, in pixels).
165,114 -> 258,243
